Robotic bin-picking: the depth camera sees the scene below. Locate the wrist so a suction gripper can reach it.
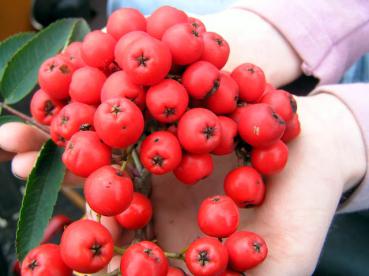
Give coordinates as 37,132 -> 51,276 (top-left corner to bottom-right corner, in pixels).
297,94 -> 366,192
199,8 -> 302,86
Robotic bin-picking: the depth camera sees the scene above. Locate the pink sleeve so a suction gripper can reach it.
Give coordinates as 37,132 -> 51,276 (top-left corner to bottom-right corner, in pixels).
231,0 -> 369,84
313,84 -> 369,212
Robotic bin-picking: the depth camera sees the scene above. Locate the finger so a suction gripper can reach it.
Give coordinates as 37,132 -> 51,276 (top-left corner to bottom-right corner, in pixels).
107,255 -> 121,273
0,122 -> 48,153
63,171 -> 85,187
11,151 -> 38,179
0,148 -> 15,162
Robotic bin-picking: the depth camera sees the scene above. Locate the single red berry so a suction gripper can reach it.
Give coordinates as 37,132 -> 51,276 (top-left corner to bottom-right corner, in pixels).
251,140 -> 288,175
220,269 -> 243,276
115,192 -> 152,229
94,98 -> 144,148
201,32 -> 230,69
84,165 -> 134,216
21,244 -> 72,276
238,103 -> 286,147
30,89 -> 63,125
38,55 -> 74,100
188,17 -> 206,34
60,219 -> 114,274
81,30 -> 116,69
260,89 -> 297,122
182,61 -> 220,99
174,153 -> 213,185
224,166 -> 265,207
167,266 -> 186,276
120,241 -> 169,276
231,63 -> 266,102
63,41 -> 86,69
147,6 -> 188,39
101,70 -> 145,110
117,36 -> 172,85
282,114 -> 301,143
162,23 -> 204,65
262,82 -> 275,96
178,108 -> 221,154
198,195 -> 239,238
230,101 -> 247,124
140,131 -> 182,175
212,116 -> 238,155
185,237 -> 228,276
62,131 -> 111,177
146,79 -> 189,123
50,102 -> 95,146
206,72 -> 238,115
69,66 -> 106,105
114,31 -> 148,64
225,231 -> 268,271
107,8 -> 146,40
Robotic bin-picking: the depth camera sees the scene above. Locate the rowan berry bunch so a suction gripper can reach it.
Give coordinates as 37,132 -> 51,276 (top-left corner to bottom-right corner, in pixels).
23,5 -> 301,276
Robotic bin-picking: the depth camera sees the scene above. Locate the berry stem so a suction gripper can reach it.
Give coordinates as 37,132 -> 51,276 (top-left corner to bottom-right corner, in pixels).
60,187 -> 85,211
0,102 -> 50,135
114,245 -> 127,255
164,251 -> 185,260
101,268 -> 120,276
131,148 -> 143,173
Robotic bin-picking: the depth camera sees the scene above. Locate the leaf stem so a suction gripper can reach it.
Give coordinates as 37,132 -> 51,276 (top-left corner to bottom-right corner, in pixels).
0,102 -> 50,135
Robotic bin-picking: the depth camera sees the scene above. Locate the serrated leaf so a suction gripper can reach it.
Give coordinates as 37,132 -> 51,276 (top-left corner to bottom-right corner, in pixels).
1,18 -> 90,104
16,140 -> 66,261
0,115 -> 23,125
0,32 -> 35,80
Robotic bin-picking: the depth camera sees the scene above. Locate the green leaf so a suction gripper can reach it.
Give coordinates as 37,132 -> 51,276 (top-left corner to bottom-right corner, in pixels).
0,115 -> 23,125
68,19 -> 91,43
0,32 -> 35,80
1,18 -> 90,104
16,140 -> 66,261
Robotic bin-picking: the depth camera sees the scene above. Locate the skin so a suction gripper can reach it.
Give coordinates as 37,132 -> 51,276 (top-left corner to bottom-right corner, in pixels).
0,9 -> 366,276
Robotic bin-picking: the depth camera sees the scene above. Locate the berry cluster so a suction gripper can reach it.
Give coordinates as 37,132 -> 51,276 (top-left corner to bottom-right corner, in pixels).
24,5 -> 301,276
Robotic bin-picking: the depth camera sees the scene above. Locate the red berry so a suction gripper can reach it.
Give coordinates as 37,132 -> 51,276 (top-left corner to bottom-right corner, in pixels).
120,241 -> 169,276
60,219 -> 114,273
185,237 -> 228,276
182,61 -> 220,99
174,153 -> 213,185
117,36 -> 172,85
198,195 -> 239,238
107,8 -> 146,40
238,103 -> 286,147
263,82 -> 275,96
21,244 -> 72,276
260,89 -> 297,122
69,66 -> 106,105
188,17 -> 206,33
167,266 -> 186,276
63,41 -> 86,69
62,131 -> 111,177
94,98 -> 144,148
162,23 -> 204,65
81,30 -> 116,68
230,102 -> 247,124
146,79 -> 189,123
220,269 -> 243,276
115,192 -> 152,229
101,70 -> 145,110
251,140 -> 288,175
231,63 -> 266,102
177,108 -> 221,154
225,231 -> 268,271
84,165 -> 134,216
224,166 -> 265,207
212,116 -> 238,155
38,55 -> 74,100
201,32 -> 230,69
147,6 -> 188,39
206,72 -> 238,115
114,31 -> 148,64
140,131 -> 182,175
30,89 -> 63,125
282,114 -> 301,143
50,102 -> 95,146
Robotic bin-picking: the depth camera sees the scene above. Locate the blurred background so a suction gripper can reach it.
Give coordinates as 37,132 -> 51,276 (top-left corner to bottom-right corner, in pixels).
0,1 -> 368,275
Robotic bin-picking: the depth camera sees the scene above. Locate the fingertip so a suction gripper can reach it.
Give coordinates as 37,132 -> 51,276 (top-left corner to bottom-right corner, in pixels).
11,151 -> 39,179
0,122 -> 48,153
